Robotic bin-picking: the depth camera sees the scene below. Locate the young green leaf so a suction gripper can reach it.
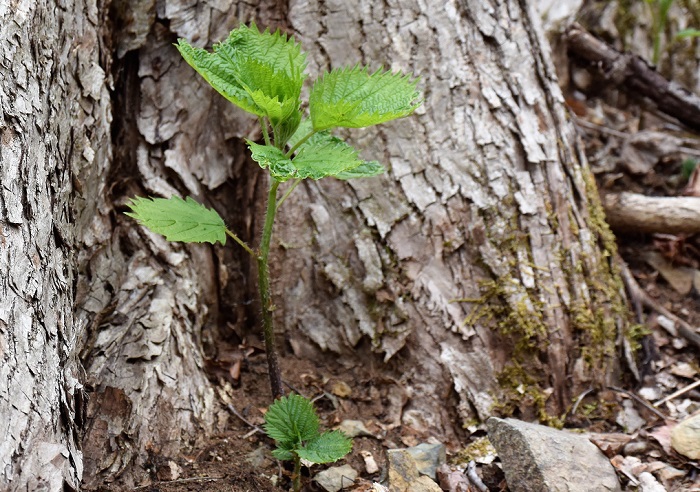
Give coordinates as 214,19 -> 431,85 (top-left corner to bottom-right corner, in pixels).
246,140 -> 297,181
176,24 -> 306,124
297,430 -> 353,464
309,65 -> 421,131
264,394 -> 320,445
334,160 -> 385,180
291,133 -> 364,179
125,196 -> 227,245
676,28 -> 700,40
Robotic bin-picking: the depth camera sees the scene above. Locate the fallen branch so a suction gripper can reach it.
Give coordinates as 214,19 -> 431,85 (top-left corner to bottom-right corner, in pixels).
566,23 -> 700,132
601,192 -> 700,234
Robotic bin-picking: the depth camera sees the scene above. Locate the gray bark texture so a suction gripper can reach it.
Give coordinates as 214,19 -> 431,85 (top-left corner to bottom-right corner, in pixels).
0,0 -> 632,489
1,0 -> 109,489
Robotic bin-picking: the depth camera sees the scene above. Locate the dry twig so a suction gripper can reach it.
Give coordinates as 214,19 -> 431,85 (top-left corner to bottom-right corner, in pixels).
608,386 -> 667,420
654,379 -> 700,408
466,461 -> 489,492
618,258 -> 700,350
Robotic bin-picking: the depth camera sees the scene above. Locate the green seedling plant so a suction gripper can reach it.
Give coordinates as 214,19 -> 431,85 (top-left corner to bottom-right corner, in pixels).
264,394 -> 352,491
643,0 -> 700,65
125,24 -> 421,402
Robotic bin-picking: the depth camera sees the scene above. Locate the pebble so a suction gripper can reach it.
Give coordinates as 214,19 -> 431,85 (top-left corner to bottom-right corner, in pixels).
314,464 -> 358,492
387,449 -> 442,492
671,413 -> 700,459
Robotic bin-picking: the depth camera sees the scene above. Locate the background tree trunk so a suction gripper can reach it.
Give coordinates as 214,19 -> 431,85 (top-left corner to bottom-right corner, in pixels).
0,0 -> 110,489
1,0 -> 633,489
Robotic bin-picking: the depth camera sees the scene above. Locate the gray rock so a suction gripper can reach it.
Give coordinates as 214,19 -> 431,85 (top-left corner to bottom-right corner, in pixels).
615,400 -> 645,433
487,417 -> 621,492
403,443 -> 446,479
638,472 -> 666,492
337,419 -> 376,438
314,464 -> 358,492
671,413 -> 700,459
387,449 -> 442,492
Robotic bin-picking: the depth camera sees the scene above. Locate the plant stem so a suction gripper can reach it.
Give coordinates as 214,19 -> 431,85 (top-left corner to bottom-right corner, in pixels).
257,178 -> 285,399
292,455 -> 301,492
285,130 -> 315,158
260,116 -> 272,146
225,229 -> 256,257
276,179 -> 302,211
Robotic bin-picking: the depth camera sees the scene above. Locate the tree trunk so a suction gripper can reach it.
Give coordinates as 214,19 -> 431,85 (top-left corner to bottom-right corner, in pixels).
0,0 -> 113,488
277,0 -> 630,432
0,0 -> 633,489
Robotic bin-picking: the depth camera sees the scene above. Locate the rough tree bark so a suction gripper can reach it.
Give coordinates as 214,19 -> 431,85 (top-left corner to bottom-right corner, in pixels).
1,0 -> 110,489
0,0 -> 634,489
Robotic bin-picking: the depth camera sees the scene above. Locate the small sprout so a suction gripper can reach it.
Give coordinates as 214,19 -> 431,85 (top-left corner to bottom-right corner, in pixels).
264,394 -> 352,492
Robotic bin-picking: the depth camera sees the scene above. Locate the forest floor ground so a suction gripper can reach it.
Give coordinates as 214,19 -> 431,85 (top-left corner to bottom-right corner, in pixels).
125,255 -> 700,492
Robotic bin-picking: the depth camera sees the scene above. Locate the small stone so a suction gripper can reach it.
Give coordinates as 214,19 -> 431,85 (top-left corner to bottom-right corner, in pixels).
314,464 -> 358,492
669,362 -> 697,379
671,414 -> 700,459
410,476 -> 443,492
245,445 -> 271,468
638,472 -> 665,492
360,450 -> 379,474
403,443 -> 446,479
387,449 -> 420,488
615,400 -> 646,433
387,449 -> 443,492
337,420 -> 375,438
623,440 -> 649,455
487,417 -> 621,492
638,386 -> 662,401
436,463 -> 470,492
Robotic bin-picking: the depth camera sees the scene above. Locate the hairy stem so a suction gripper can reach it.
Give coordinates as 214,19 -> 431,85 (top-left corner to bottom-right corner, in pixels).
292,455 -> 301,492
225,229 -> 256,256
258,178 -> 284,399
260,116 -> 272,146
286,130 -> 315,158
276,179 -> 302,211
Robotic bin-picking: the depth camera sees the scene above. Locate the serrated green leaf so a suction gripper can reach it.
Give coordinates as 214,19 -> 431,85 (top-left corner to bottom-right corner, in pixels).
246,140 -> 297,181
176,24 -> 306,124
291,133 -> 363,179
334,160 -> 385,180
309,65 -> 421,131
125,196 -> 226,245
297,430 -> 352,464
264,394 -> 320,446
